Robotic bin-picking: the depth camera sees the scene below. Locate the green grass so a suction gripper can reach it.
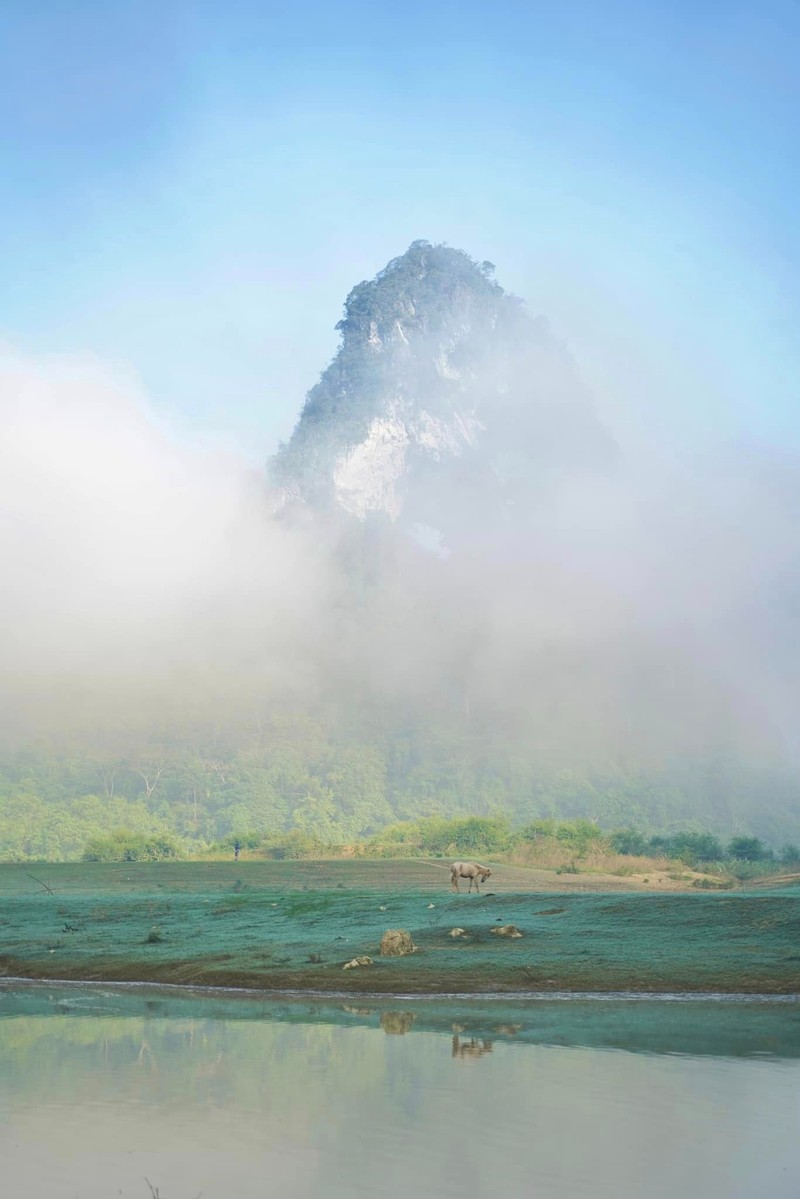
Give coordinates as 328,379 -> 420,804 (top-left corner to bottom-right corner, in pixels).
1,861 -> 798,994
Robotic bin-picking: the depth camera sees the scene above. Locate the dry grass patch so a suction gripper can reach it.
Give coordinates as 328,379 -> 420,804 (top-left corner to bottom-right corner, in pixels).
507,839 -> 671,877
504,839 -> 728,891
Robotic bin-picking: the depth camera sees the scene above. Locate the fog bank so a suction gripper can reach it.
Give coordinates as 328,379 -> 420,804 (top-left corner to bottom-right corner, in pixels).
2,345 -> 799,794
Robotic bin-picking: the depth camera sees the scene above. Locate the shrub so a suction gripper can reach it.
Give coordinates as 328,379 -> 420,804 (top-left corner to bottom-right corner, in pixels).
419,816 -> 512,856
727,837 -> 773,862
82,831 -> 182,862
521,820 -> 603,855
610,829 -> 649,856
224,832 -> 262,850
555,820 -> 603,854
555,861 -> 580,875
366,816 -> 512,858
648,832 -> 724,865
263,830 -> 326,859
727,859 -> 777,881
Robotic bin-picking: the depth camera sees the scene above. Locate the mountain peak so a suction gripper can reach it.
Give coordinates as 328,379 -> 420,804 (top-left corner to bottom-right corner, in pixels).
270,241 -> 612,536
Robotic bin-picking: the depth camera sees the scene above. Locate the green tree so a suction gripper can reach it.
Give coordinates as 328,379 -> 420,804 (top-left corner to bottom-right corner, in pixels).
609,829 -> 649,856
727,836 -> 772,862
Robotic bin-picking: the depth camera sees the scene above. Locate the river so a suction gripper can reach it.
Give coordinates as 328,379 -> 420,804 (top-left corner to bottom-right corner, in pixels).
1,983 -> 798,1198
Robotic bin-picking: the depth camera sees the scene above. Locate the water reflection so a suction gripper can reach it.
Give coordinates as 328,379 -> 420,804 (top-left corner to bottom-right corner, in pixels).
380,1010 -> 415,1034
451,1032 -> 493,1059
1,984 -> 799,1199
4,981 -> 798,1057
1,978 -> 800,1055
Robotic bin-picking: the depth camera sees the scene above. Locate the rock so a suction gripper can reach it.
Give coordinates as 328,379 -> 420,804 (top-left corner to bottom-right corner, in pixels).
490,924 -> 523,938
449,927 -> 468,938
380,929 -> 415,956
343,956 -> 374,969
427,903 -> 436,909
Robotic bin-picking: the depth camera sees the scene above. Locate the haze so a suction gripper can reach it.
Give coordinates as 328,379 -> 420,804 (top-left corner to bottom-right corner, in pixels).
1,2 -> 798,839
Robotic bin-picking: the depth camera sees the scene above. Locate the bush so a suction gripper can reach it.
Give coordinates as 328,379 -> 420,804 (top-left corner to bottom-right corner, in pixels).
555,860 -> 580,875
521,820 -> 602,855
727,837 -> 773,862
262,830 -> 327,859
206,832 -> 263,857
610,829 -> 649,856
648,832 -> 724,865
726,859 -> 777,881
82,831 -> 182,862
420,816 -> 512,856
366,816 -> 512,858
224,831 -> 262,850
555,820 -> 603,853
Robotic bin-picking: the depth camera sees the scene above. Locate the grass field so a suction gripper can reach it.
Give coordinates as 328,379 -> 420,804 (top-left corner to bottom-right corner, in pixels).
1,860 -> 798,994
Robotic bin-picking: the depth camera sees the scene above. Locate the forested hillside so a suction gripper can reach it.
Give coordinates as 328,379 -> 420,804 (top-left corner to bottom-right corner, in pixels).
2,696 -> 798,860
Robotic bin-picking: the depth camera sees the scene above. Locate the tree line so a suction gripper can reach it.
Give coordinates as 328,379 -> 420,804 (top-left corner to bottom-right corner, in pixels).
1,707 -> 799,862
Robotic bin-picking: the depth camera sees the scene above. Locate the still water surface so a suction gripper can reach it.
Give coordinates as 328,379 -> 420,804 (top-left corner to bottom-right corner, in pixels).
1,984 -> 798,1199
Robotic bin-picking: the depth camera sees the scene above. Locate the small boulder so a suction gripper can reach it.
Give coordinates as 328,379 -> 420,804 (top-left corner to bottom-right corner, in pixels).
490,924 -> 523,938
343,956 -> 374,970
380,929 -> 416,956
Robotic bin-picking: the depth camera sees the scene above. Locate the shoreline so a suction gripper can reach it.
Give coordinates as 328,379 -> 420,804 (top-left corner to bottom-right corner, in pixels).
2,955 -> 799,996
5,974 -> 800,1062
3,973 -> 800,1003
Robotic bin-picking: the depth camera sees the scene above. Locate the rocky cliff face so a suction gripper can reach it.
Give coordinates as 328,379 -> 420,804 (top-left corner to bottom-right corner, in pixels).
270,240 -> 613,544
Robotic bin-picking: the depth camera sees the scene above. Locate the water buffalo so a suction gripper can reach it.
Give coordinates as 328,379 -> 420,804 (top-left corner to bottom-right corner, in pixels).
451,1034 -> 493,1059
450,861 -> 492,893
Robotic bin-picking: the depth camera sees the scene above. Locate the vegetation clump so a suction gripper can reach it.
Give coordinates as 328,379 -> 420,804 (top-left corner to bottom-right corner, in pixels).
67,816 -> 800,888
82,831 -> 182,863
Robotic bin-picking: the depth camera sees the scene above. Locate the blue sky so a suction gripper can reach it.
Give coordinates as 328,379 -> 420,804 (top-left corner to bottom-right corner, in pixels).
1,0 -> 798,459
